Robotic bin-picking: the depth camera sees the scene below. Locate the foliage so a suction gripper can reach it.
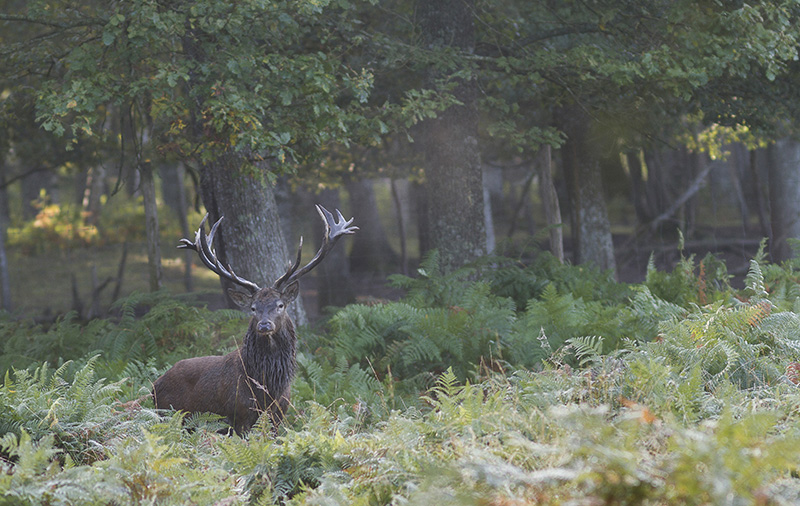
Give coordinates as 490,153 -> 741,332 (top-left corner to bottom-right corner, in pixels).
3,0 -> 379,171
0,357 -> 161,466
5,250 -> 800,503
0,291 -> 247,386
7,198 -> 101,254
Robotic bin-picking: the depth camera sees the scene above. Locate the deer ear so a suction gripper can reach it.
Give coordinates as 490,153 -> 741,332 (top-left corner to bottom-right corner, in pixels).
227,288 -> 252,309
281,281 -> 299,304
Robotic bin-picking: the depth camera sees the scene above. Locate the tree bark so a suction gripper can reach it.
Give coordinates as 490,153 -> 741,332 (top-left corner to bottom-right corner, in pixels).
538,145 -> 564,263
417,0 -> 487,272
198,151 -> 307,325
139,162 -> 163,291
390,179 -> 410,275
81,165 -> 105,226
767,138 -> 800,263
749,148 -> 771,239
0,160 -> 12,311
559,109 -> 617,275
161,163 -> 193,291
625,151 -> 654,225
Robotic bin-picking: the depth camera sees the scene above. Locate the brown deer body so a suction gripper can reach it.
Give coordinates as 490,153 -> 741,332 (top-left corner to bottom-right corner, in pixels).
152,205 -> 357,434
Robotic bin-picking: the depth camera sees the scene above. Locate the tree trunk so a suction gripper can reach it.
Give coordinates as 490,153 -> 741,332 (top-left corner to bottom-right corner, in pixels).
483,172 -> 496,254
161,163 -> 193,291
139,162 -> 163,291
767,138 -> 800,263
198,151 -> 308,325
390,179 -> 410,275
346,178 -> 398,273
81,165 -> 105,226
625,150 -> 654,225
0,160 -> 12,311
181,27 -> 306,323
559,109 -> 617,275
538,145 -> 564,263
413,181 -> 431,259
417,0 -> 486,272
749,148 -> 771,239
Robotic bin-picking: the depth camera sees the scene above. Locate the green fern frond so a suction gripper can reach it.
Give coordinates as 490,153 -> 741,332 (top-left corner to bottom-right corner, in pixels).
567,336 -> 604,367
745,260 -> 769,301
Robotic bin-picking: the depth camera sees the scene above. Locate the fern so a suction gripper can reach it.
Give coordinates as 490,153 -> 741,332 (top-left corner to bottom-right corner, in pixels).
567,336 -> 604,367
745,259 -> 769,302
0,358 -> 161,466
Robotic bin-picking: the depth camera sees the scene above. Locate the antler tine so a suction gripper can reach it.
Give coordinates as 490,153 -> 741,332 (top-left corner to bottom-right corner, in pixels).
274,204 -> 358,290
178,214 -> 261,294
273,236 -> 304,289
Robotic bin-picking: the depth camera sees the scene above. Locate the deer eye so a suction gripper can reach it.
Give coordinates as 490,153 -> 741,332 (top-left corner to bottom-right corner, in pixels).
250,305 -> 256,313
277,302 -> 285,311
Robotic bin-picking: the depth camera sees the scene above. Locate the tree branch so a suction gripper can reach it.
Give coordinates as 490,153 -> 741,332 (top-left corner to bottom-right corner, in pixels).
649,164 -> 715,232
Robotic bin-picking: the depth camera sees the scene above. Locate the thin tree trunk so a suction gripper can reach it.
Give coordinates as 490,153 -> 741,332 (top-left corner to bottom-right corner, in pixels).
625,151 -> 654,225
729,144 -> 750,232
749,149 -> 771,239
0,161 -> 11,311
413,181 -> 431,258
538,145 -> 564,263
81,165 -> 105,226
139,162 -> 163,291
168,163 -> 194,292
483,171 -> 496,255
390,179 -> 409,275
506,168 -> 535,239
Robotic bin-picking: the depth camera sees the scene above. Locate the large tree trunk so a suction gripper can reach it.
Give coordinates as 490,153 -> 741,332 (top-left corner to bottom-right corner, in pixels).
417,0 -> 486,272
767,138 -> 800,263
198,151 -> 307,325
559,109 -> 617,275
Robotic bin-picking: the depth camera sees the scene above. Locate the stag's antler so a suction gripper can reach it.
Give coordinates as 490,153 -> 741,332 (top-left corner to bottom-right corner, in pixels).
178,214 -> 262,294
274,205 -> 358,290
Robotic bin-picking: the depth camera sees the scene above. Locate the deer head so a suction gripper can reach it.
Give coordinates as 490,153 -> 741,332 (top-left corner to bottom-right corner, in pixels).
178,204 -> 358,325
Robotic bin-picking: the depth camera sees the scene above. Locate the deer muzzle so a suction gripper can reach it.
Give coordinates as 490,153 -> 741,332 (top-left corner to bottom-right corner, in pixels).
257,320 -> 275,335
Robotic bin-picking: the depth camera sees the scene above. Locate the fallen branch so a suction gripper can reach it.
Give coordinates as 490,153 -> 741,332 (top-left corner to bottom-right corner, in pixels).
649,164 -> 715,232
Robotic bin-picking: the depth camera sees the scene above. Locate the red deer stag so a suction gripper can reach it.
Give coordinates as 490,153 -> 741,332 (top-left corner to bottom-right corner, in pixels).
152,205 -> 357,434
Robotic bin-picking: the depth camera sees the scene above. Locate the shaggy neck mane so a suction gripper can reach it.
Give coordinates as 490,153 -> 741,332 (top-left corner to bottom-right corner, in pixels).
240,319 -> 297,408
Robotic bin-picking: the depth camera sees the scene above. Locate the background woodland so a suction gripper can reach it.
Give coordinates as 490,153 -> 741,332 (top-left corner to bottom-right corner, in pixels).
4,0 -> 800,504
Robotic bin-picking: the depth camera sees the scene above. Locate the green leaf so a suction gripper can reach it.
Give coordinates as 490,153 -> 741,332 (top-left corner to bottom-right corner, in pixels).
102,30 -> 116,46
